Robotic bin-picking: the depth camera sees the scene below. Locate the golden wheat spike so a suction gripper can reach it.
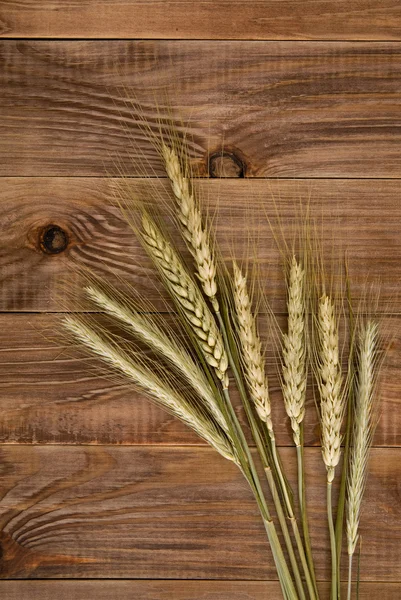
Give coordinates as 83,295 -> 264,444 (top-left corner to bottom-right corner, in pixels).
141,212 -> 229,388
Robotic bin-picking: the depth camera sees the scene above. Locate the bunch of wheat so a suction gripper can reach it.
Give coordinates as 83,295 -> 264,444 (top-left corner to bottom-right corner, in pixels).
63,132 -> 383,600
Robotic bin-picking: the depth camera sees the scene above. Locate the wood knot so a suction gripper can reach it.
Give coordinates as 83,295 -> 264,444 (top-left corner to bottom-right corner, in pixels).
208,151 -> 246,178
40,225 -> 69,255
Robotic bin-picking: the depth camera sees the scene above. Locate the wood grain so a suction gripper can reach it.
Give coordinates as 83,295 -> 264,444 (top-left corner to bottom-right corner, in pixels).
2,580 -> 401,600
1,41 -> 401,178
0,312 -> 399,447
0,446 -> 399,581
1,177 -> 400,313
1,0 -> 400,594
1,1 -> 401,41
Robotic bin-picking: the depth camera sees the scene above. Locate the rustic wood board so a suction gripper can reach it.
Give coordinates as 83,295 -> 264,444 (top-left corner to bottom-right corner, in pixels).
1,177 -> 400,312
1,1 -> 400,593
1,41 -> 401,178
2,580 -> 401,600
2,1 -> 401,41
0,313 -> 399,447
0,446 -> 399,581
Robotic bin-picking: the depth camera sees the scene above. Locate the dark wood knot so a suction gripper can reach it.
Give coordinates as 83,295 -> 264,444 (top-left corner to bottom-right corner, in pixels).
208,151 -> 245,178
40,224 -> 69,255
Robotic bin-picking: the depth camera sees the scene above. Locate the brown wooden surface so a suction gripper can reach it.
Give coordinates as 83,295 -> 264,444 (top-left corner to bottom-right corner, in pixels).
1,1 -> 401,41
2,581 -> 401,600
1,177 -> 400,313
0,313 -> 399,447
1,41 -> 401,178
1,1 -> 400,596
0,446 -> 399,581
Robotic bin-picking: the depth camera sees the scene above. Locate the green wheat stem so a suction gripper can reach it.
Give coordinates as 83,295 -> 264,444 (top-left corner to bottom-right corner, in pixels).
271,440 -> 318,600
297,426 -> 319,599
335,264 -> 355,599
221,388 -> 298,600
328,480 -> 338,600
265,466 -> 306,600
347,553 -> 353,600
297,445 -> 304,515
357,540 -> 361,600
335,392 -> 352,600
217,310 -> 313,599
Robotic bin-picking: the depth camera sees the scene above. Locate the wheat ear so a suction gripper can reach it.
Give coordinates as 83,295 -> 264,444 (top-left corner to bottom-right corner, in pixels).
161,143 -> 219,312
316,294 -> 345,482
63,316 -> 236,464
232,261 -> 274,440
282,256 -> 307,447
141,213 -> 229,388
85,284 -> 229,434
346,320 -> 378,599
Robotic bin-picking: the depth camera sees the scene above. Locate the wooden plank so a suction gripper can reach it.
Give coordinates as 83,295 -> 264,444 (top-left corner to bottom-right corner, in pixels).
0,312 -> 399,447
0,581 -> 282,600
2,580 -> 401,600
1,177 -> 400,313
1,1 -> 401,41
0,446 -> 399,580
1,41 -> 401,178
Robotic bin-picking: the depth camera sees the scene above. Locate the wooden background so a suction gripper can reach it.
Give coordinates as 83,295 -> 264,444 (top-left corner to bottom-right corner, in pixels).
1,2 -> 401,599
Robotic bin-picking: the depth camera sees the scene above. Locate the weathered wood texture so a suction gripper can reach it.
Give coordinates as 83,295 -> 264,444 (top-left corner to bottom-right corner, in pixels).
2,581 -> 401,600
0,446 -> 399,581
0,313 -> 399,447
1,41 -> 401,178
1,1 -> 400,593
2,1 -> 401,41
1,178 -> 400,312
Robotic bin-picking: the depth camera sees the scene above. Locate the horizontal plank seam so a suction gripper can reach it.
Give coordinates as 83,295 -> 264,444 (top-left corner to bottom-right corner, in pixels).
2,38 -> 401,43
2,176 -> 401,182
0,444 -> 397,449
2,312 -> 400,317
2,578 -> 400,583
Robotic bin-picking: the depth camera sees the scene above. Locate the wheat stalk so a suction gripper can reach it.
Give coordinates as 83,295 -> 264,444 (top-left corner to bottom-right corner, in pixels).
281,256 -> 319,597
231,259 -> 307,593
161,143 -> 219,312
282,256 -> 307,447
314,293 -> 346,600
85,284 -> 229,434
141,212 -> 229,388
346,320 -> 378,600
233,260 -> 319,599
63,315 -> 236,464
232,261 -> 274,440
